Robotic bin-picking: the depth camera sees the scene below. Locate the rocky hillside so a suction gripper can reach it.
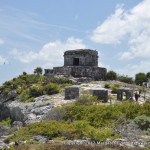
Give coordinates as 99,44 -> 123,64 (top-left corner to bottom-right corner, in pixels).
0,73 -> 150,149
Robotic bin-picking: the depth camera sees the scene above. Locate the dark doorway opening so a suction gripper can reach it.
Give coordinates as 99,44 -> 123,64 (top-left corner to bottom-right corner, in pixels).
73,58 -> 79,66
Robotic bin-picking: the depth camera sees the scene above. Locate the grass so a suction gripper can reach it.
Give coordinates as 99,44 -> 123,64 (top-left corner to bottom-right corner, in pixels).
9,143 -> 147,150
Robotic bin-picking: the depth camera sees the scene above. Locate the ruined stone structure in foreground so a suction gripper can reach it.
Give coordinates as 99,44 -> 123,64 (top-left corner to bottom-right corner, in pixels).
45,49 -> 107,80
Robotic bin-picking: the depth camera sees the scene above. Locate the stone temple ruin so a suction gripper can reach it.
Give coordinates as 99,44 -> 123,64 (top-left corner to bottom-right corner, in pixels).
44,49 -> 107,80
117,88 -> 133,101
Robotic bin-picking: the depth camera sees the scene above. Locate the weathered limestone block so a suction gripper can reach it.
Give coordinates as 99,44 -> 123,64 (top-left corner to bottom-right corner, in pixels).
92,89 -> 108,102
65,86 -> 79,100
117,88 -> 133,100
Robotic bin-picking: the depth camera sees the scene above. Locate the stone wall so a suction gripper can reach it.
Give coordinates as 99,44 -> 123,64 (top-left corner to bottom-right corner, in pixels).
65,86 -> 79,99
117,88 -> 133,100
92,89 -> 108,102
45,66 -> 106,80
64,49 -> 98,67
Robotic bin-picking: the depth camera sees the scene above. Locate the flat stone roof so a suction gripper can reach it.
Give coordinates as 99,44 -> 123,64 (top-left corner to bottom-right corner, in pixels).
64,49 -> 98,55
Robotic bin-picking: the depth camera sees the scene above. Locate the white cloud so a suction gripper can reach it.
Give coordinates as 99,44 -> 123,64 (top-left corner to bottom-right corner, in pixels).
10,37 -> 86,67
116,60 -> 150,77
91,6 -> 127,44
0,55 -> 8,65
91,0 -> 150,60
0,39 -> 4,45
11,49 -> 39,63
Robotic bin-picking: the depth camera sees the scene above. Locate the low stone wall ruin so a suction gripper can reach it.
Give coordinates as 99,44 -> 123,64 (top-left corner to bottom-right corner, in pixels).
65,86 -> 79,100
45,66 -> 106,80
92,89 -> 108,102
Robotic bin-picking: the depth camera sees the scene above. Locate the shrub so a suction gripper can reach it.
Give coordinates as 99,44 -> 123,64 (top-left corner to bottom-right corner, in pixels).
0,118 -> 12,126
135,73 -> 147,86
134,115 -> 150,130
117,75 -> 133,84
3,88 -> 11,95
76,93 -> 98,105
106,71 -> 117,80
139,86 -> 146,93
20,89 -> 30,102
16,88 -> 22,94
51,77 -> 72,84
111,84 -> 120,93
86,127 -> 113,142
43,107 -> 64,121
29,86 -> 43,97
104,83 -> 111,89
34,67 -> 43,76
44,83 -> 59,95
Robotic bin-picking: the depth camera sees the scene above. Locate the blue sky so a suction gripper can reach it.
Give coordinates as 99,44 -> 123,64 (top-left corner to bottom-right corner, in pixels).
0,0 -> 150,85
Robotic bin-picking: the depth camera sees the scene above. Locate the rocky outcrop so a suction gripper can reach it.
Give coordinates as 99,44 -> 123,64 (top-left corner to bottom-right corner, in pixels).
0,94 -> 73,125
0,95 -> 54,124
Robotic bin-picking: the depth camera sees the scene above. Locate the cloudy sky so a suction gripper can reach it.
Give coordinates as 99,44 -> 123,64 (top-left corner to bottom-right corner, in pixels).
0,0 -> 150,85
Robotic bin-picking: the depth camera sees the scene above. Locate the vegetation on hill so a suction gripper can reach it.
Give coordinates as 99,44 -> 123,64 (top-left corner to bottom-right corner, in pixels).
8,99 -> 150,142
0,67 -> 150,149
0,68 -> 149,103
106,70 -> 117,80
0,68 -> 72,103
106,70 -> 150,86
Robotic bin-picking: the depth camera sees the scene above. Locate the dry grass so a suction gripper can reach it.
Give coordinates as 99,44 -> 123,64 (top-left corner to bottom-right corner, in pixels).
10,143 -> 146,150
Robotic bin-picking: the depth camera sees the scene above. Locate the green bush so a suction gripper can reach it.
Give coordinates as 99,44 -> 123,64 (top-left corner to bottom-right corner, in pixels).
104,83 -> 111,89
63,101 -> 150,127
8,101 -> 150,143
16,88 -> 22,94
139,86 -> 146,93
86,127 -> 113,142
44,83 -> 60,95
111,84 -> 120,93
20,89 -> 30,102
117,75 -> 133,84
3,88 -> 11,95
76,93 -> 98,105
0,118 -> 12,126
29,86 -> 43,97
134,115 -> 150,130
8,120 -> 114,142
106,70 -> 117,80
135,73 -> 147,86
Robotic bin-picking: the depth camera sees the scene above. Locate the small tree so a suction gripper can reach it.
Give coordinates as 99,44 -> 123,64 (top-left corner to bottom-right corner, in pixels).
117,75 -> 133,84
135,73 -> 147,86
106,70 -> 117,80
34,67 -> 43,76
146,72 -> 150,79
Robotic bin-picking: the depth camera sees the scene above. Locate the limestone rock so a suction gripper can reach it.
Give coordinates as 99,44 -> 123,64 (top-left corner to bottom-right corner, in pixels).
33,135 -> 48,143
0,95 -> 54,125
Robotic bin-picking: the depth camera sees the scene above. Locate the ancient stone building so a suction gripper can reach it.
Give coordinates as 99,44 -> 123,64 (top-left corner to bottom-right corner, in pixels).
117,88 -> 133,101
64,50 -> 98,67
45,49 -> 107,80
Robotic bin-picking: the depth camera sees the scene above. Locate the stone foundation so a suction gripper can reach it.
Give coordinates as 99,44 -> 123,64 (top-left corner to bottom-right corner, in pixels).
65,86 -> 79,100
117,88 -> 133,100
92,89 -> 108,102
45,66 -> 106,80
